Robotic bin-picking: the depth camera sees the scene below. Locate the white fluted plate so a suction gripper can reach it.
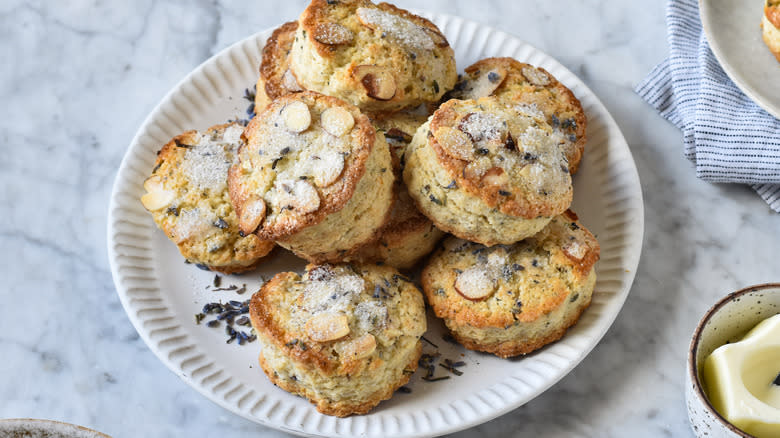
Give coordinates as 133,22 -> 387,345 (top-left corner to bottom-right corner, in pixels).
700,0 -> 780,119
108,12 -> 643,438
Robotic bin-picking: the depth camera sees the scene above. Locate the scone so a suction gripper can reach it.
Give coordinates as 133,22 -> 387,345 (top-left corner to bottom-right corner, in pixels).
228,91 -> 394,263
763,0 -> 780,62
350,110 -> 445,269
421,211 -> 600,358
403,97 -> 573,246
447,58 -> 587,174
249,263 -> 427,416
255,21 -> 302,112
369,110 -> 430,161
288,0 -> 457,112
140,123 -> 275,273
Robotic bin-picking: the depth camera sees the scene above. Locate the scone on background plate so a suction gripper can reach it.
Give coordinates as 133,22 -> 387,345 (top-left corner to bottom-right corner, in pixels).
421,211 -> 600,358
403,97 -> 573,246
255,21 -> 302,112
140,123 -> 275,274
289,0 -> 457,112
350,110 -> 445,269
447,57 -> 587,174
228,91 -> 394,263
763,0 -> 780,62
249,263 -> 427,416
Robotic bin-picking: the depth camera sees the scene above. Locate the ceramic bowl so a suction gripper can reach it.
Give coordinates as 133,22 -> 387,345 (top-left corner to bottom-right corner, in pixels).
0,418 -> 111,438
686,283 -> 780,438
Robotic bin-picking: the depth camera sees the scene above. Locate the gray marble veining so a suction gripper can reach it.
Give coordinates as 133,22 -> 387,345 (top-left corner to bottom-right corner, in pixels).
1,1 -> 779,437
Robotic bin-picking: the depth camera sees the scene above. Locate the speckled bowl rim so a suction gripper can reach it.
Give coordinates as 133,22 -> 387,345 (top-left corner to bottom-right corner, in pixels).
0,418 -> 112,438
688,283 -> 780,438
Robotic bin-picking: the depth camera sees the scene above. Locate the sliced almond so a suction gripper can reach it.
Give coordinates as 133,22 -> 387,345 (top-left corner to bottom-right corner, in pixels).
238,195 -> 266,235
343,333 -> 377,360
277,179 -> 321,213
521,65 -> 551,86
280,100 -> 311,133
305,313 -> 350,342
433,126 -> 474,161
281,69 -> 303,92
463,157 -> 492,180
467,67 -> 508,98
454,267 -> 496,301
321,107 -> 355,137
423,27 -> 449,48
141,188 -> 175,211
309,150 -> 345,187
313,22 -> 354,45
143,175 -> 164,193
353,65 -> 396,101
482,167 -> 509,188
563,240 -> 587,261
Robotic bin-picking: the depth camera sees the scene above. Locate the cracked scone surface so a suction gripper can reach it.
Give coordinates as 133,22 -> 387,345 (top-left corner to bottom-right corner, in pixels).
403,97 -> 573,246
249,263 -> 426,417
764,0 -> 780,62
421,211 -> 599,358
228,92 -> 394,263
447,57 -> 587,174
289,0 -> 457,112
140,123 -> 275,274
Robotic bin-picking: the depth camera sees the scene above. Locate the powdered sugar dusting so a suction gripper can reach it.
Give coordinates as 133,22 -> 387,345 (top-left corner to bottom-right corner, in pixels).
173,208 -> 214,243
356,7 -> 434,51
459,112 -> 505,143
182,130 -> 238,192
354,301 -> 388,332
455,266 -> 495,300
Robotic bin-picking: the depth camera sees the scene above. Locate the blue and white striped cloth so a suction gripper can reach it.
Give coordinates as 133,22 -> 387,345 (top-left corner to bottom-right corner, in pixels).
636,0 -> 780,212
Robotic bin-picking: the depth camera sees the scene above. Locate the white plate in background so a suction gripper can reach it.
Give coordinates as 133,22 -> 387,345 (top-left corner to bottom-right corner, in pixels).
700,0 -> 780,119
108,12 -> 644,438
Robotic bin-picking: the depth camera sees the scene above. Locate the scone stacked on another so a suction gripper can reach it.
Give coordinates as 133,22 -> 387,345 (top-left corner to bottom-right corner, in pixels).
288,0 -> 457,113
763,0 -> 780,62
249,263 -> 427,416
403,97 -> 573,246
421,211 -> 599,358
255,21 -> 301,112
140,123 -> 275,274
349,110 -> 445,270
228,91 -> 394,263
447,57 -> 587,174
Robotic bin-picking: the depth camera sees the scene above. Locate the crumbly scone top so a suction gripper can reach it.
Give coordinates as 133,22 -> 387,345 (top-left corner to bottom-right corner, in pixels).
251,263 -> 426,373
447,57 -> 587,173
427,97 -> 573,218
422,211 -> 600,328
143,124 -> 244,244
231,92 -> 377,238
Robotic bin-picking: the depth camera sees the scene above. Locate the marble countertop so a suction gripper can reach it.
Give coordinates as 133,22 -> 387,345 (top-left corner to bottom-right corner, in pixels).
2,0 -> 779,437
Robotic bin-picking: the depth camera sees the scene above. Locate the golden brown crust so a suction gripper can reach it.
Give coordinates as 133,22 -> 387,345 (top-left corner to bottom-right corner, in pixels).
143,123 -> 275,273
449,300 -> 591,358
257,342 -> 421,417
450,57 -> 587,174
428,98 -> 572,219
421,210 -> 599,331
299,0 -> 451,60
767,1 -> 780,29
249,263 -> 426,416
291,0 -> 457,112
256,21 -> 302,111
229,91 -> 375,240
763,4 -> 780,62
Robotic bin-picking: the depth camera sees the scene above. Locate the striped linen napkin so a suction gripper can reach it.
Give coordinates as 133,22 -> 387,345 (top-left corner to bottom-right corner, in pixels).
636,0 -> 780,212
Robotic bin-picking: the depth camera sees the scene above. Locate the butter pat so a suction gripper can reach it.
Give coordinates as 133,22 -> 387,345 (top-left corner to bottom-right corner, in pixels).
703,313 -> 780,437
